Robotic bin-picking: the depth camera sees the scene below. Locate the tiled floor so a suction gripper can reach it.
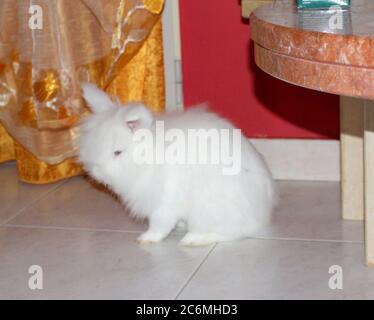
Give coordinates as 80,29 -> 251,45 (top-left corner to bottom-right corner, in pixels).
1,162 -> 373,299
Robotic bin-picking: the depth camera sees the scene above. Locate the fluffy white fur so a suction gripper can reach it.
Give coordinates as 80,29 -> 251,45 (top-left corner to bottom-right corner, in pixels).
79,83 -> 277,246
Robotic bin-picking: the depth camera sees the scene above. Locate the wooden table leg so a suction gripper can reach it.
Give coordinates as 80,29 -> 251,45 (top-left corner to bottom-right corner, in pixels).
364,100 -> 374,267
340,96 -> 364,220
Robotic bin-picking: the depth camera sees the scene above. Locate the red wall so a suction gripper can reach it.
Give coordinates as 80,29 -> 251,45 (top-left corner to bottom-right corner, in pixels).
179,0 -> 340,139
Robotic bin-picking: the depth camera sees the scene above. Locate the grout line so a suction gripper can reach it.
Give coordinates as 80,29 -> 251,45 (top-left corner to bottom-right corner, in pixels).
2,223 -> 189,235
245,235 -> 364,244
174,243 -> 217,300
276,180 -> 340,184
3,223 -> 145,234
2,223 -> 364,244
0,179 -> 69,226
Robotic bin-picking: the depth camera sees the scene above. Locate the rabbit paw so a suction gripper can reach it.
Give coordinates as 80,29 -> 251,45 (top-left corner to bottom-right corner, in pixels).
179,233 -> 223,247
137,231 -> 164,244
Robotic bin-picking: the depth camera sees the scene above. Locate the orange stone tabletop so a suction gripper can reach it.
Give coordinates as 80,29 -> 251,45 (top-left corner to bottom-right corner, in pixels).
251,0 -> 374,99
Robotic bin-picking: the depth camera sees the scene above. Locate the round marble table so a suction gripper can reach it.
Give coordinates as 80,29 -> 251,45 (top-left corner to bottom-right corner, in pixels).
251,0 -> 374,266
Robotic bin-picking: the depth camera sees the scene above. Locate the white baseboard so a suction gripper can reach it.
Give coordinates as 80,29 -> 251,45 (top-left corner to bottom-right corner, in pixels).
250,139 -> 340,182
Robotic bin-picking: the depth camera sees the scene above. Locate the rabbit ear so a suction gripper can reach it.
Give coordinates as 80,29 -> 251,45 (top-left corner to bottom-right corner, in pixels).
124,104 -> 154,132
81,82 -> 115,113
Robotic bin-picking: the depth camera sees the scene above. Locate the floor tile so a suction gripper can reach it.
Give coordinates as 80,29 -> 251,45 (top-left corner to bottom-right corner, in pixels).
1,170 -> 369,300
8,177 -> 148,232
0,226 -> 212,299
253,181 -> 364,242
0,163 -> 63,225
178,238 -> 374,300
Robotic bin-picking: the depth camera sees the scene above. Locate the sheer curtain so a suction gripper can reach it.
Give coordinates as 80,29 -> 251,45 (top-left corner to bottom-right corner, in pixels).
0,0 -> 165,183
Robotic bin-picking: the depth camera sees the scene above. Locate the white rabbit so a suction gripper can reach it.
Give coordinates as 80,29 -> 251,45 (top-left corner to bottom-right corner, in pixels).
79,83 -> 277,246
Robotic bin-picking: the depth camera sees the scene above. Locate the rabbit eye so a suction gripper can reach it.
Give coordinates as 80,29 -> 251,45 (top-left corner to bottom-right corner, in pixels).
114,150 -> 123,157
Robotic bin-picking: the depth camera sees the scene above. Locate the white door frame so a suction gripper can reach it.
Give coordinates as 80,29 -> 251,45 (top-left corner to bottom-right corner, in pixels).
162,0 -> 184,111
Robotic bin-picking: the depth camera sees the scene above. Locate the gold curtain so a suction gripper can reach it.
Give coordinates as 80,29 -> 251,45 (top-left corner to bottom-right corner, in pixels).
0,0 -> 165,184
